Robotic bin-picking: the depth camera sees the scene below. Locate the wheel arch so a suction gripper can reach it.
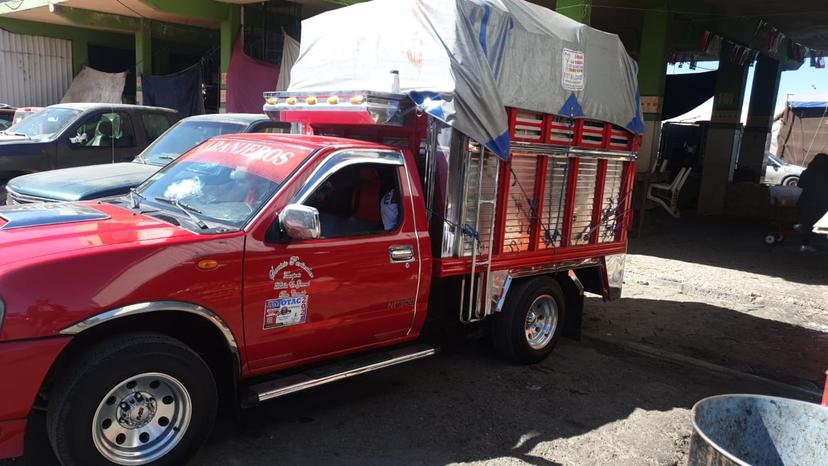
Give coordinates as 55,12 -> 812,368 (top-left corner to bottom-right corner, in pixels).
781,175 -> 800,186
39,302 -> 241,411
497,270 -> 585,339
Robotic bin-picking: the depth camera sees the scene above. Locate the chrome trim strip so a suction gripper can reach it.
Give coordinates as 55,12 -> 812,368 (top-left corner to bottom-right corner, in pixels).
6,188 -> 57,205
255,347 -> 435,402
59,301 -> 241,372
403,159 -> 423,335
291,149 -> 405,205
511,142 -> 637,160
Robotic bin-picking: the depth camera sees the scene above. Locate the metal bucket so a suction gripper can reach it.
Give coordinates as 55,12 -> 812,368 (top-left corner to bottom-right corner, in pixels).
688,394 -> 828,466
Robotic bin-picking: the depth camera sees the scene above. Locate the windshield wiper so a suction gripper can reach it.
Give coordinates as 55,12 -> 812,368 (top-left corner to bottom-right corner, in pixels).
0,131 -> 29,139
154,197 -> 208,229
129,188 -> 145,209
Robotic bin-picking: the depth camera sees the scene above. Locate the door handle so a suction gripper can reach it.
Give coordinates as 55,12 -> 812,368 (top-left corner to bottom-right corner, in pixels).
388,245 -> 415,263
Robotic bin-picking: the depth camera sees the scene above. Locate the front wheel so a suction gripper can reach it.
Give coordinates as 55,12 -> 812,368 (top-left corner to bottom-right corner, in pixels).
491,277 -> 567,364
46,333 -> 217,466
782,176 -> 799,187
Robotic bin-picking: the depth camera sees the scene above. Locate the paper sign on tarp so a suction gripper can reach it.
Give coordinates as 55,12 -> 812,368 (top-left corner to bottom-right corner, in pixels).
287,0 -> 643,160
60,66 -> 126,104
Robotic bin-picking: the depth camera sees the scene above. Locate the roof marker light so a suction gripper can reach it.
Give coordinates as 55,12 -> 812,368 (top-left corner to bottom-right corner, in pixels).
286,97 -> 297,105
350,95 -> 364,105
306,97 -> 317,105
265,97 -> 277,105
327,96 -> 339,105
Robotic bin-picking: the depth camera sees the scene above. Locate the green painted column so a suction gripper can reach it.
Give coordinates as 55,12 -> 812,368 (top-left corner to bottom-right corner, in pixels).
555,0 -> 591,24
70,37 -> 88,75
636,4 -> 671,174
135,20 -> 152,105
219,4 -> 241,113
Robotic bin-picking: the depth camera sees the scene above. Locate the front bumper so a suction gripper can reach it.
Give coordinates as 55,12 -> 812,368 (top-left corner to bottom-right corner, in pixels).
0,337 -> 71,459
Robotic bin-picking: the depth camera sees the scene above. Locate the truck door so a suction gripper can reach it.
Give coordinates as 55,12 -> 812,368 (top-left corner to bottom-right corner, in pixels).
243,150 -> 421,371
59,110 -> 139,167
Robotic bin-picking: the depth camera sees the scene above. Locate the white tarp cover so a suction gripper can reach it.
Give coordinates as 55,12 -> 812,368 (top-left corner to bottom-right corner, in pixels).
60,66 -> 126,104
276,32 -> 301,92
288,0 -> 643,159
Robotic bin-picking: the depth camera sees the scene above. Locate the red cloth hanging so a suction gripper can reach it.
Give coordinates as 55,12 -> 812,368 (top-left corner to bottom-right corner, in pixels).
226,39 -> 280,114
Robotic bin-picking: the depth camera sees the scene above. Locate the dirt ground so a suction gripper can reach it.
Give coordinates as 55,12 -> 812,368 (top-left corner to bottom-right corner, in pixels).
8,217 -> 826,466
191,217 -> 826,466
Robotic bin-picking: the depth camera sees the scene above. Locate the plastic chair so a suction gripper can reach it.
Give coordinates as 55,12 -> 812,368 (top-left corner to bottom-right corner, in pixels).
647,167 -> 692,218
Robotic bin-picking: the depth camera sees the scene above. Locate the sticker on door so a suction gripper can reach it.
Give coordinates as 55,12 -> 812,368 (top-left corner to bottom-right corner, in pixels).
263,296 -> 308,329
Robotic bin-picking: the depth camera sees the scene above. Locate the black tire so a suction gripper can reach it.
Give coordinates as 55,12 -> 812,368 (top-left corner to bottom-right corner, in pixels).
491,277 -> 567,364
46,332 -> 218,466
782,176 -> 799,187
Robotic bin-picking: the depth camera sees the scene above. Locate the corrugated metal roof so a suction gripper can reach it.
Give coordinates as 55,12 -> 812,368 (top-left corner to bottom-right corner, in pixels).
0,28 -> 73,107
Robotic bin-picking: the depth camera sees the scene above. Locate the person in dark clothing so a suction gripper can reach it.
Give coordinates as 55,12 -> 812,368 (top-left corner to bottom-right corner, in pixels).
797,153 -> 828,251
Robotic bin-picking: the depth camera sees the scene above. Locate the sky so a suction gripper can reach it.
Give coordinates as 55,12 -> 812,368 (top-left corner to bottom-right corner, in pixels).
665,61 -> 828,123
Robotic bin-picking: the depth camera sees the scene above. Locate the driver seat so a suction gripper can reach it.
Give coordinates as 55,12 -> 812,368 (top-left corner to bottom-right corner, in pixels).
351,167 -> 382,224
90,119 -> 113,147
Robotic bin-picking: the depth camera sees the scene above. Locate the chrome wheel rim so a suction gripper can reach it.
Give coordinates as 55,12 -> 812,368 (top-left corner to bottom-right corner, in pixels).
92,372 -> 192,465
524,294 -> 558,350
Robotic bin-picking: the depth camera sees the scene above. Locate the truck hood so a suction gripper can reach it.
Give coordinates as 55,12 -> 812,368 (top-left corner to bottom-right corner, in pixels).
0,202 -> 194,267
8,162 -> 159,201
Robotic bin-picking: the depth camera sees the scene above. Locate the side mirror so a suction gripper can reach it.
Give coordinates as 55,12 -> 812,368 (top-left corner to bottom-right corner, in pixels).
279,204 -> 320,241
69,130 -> 88,146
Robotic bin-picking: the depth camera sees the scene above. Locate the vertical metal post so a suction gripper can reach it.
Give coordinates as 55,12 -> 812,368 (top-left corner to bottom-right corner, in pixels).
561,158 -> 580,247
590,159 -> 609,244
531,155 -> 549,250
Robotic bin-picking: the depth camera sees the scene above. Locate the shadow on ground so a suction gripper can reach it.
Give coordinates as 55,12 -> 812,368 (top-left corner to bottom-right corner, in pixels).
12,337 -> 811,466
585,297 -> 828,390
632,215 -> 828,286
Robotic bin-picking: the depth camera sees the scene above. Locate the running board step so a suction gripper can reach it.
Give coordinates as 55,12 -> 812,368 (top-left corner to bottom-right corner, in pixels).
244,344 -> 437,406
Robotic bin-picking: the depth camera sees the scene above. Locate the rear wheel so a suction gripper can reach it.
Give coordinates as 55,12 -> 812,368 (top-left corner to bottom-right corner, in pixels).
46,333 -> 217,466
782,176 -> 799,187
491,277 -> 567,364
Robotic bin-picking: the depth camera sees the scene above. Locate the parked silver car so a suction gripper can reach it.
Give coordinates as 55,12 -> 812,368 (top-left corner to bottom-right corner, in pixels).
763,152 -> 805,186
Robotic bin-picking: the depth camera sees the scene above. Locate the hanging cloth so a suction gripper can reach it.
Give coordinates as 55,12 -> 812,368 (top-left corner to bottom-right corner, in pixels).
227,38 -> 280,113
275,32 -> 301,92
61,66 -> 127,104
141,63 -> 205,117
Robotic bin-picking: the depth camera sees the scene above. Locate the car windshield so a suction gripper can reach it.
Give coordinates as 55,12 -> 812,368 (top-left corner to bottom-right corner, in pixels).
768,153 -> 788,166
4,107 -> 80,140
137,137 -> 310,229
140,120 -> 247,166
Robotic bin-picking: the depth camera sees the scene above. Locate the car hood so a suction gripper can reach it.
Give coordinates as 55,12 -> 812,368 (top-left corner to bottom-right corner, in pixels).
8,163 -> 160,201
0,202 -> 195,267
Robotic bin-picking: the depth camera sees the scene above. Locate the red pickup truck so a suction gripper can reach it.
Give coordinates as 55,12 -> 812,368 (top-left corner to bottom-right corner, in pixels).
0,92 -> 636,465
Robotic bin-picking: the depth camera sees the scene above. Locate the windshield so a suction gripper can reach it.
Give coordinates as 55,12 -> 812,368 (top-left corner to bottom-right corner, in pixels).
140,120 -> 247,166
137,137 -> 311,229
4,107 -> 80,140
768,153 -> 788,166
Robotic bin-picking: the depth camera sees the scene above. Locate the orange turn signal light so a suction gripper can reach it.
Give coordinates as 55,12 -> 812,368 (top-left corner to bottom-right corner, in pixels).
327,95 -> 339,105
197,259 -> 219,271
306,96 -> 317,105
350,95 -> 364,104
286,97 -> 297,105
265,97 -> 277,105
